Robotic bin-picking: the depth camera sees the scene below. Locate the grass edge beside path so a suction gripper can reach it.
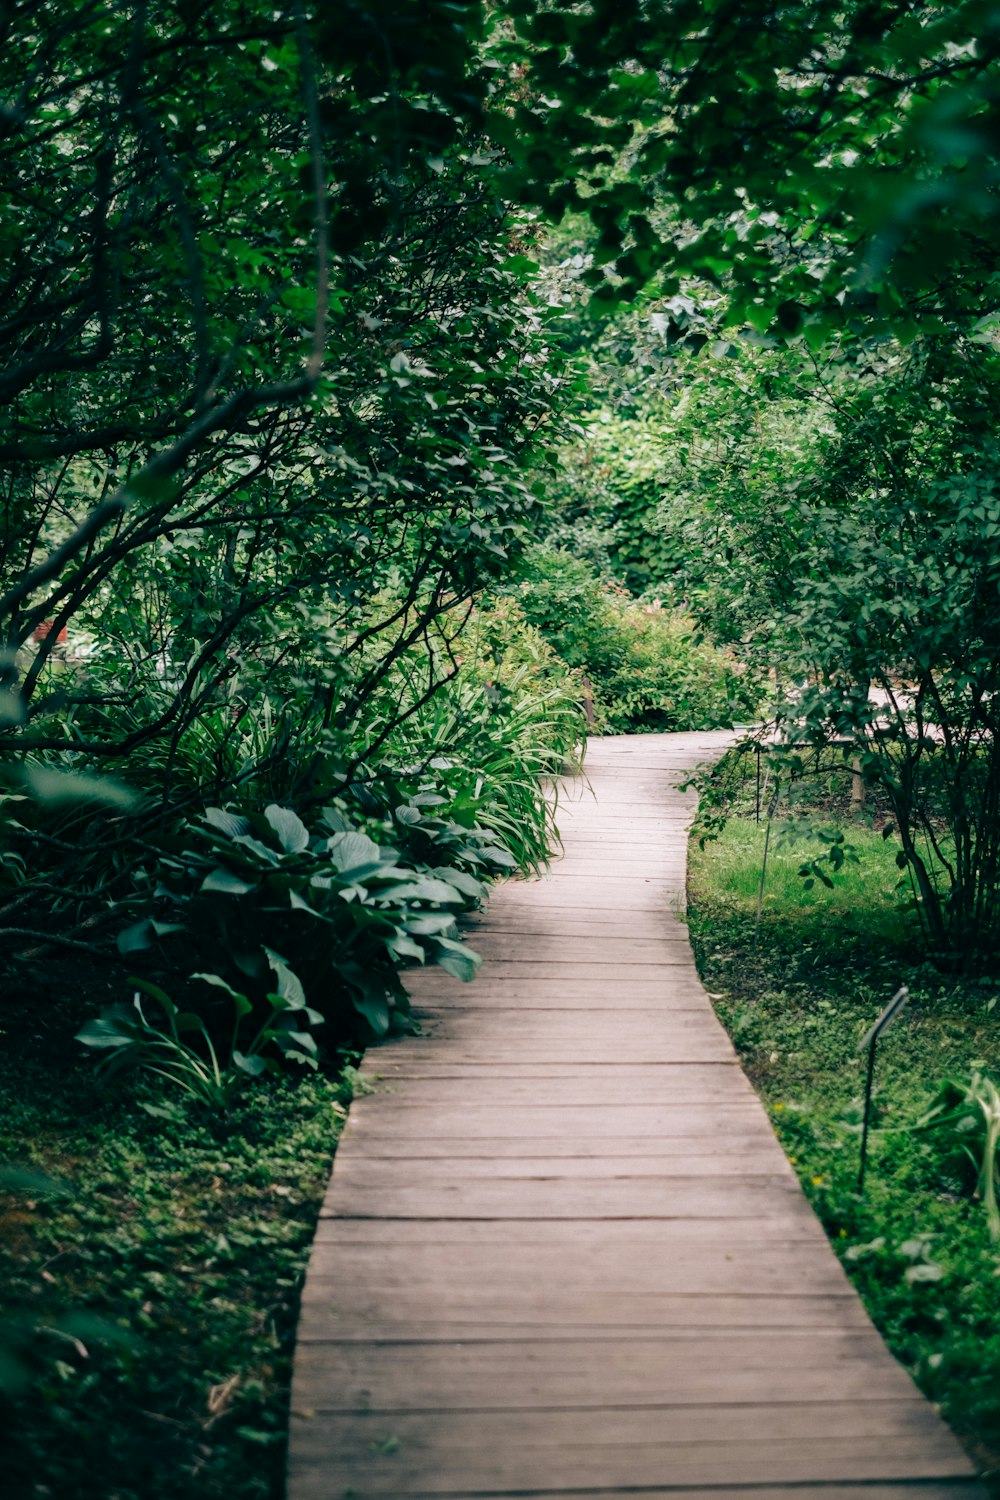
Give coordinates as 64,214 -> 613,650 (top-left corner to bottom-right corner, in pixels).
687,815 -> 1000,1496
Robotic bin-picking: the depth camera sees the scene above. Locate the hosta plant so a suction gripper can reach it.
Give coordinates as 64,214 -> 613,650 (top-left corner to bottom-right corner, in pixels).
77,954 -> 323,1110
123,802 -> 483,1042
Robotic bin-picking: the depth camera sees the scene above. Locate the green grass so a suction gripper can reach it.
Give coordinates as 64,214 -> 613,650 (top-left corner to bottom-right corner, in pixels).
701,814 -> 916,943
0,1034 -> 348,1500
689,815 -> 1000,1492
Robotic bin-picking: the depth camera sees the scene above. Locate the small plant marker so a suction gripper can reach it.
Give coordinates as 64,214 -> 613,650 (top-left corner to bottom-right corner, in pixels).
857,984 -> 910,1193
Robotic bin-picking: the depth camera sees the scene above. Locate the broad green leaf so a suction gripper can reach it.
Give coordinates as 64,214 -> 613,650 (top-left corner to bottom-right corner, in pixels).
433,936 -> 481,982
204,808 -> 250,838
25,766 -> 138,811
386,933 -> 426,962
327,830 -> 385,879
232,1051 -> 270,1077
264,804 -> 309,854
429,866 -> 483,900
117,919 -> 155,955
386,876 -> 464,905
352,992 -> 391,1035
263,948 -> 307,1007
201,867 -> 257,896
193,973 -> 253,1016
75,1009 -> 141,1049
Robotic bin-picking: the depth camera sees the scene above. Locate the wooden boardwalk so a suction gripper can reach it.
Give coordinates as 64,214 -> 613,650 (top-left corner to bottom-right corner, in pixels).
288,732 -> 985,1500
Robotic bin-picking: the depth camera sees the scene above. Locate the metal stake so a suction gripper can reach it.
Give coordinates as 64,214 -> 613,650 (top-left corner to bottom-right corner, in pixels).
857,985 -> 910,1195
858,1037 -> 878,1194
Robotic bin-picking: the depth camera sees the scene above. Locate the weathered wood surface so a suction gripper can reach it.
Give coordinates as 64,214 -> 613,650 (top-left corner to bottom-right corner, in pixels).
288,732 -> 985,1499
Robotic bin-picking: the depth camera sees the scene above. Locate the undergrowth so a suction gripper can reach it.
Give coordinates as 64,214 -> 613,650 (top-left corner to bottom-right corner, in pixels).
689,814 -> 1000,1492
0,1018 -> 347,1500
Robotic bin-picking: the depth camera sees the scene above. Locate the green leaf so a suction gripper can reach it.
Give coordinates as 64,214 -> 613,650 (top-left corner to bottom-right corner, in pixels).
386,932 -> 427,962
429,866 -> 483,900
232,1051 -> 271,1077
201,867 -> 257,895
263,804 -> 309,854
289,889 -> 323,916
327,830 -> 385,879
263,948 -> 307,1007
204,808 -> 250,839
433,936 -> 481,982
352,992 -> 392,1035
76,1008 -> 143,1049
117,918 -> 184,954
230,833 -> 281,865
117,919 -> 155,954
388,876 -> 465,905
193,973 -> 253,1016
24,766 -> 138,810
479,845 -> 518,869
132,978 -> 175,1011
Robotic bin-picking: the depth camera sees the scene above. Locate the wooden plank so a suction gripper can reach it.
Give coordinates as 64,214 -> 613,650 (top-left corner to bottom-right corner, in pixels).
404,1022 -> 731,1042
300,1246 -> 859,1306
320,1176 -> 812,1221
451,946 -> 695,961
329,1132 -> 778,1161
403,1016 -> 731,1042
339,1100 -> 769,1139
288,1412 -> 972,1497
300,1489 -> 978,1500
404,979 -> 705,998
357,1076 -> 751,1106
380,1041 -> 737,1065
452,940 -> 696,960
331,1151 -> 793,1180
405,992 -> 711,1010
295,1299 -> 874,1341
292,1335 -> 919,1409
362,1059 -> 745,1079
309,1215 -> 832,1247
415,962 -> 697,979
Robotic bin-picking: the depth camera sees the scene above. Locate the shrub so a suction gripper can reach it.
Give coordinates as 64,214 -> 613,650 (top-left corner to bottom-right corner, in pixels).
335,598 -> 587,874
121,802 -> 485,1046
506,544 -> 759,733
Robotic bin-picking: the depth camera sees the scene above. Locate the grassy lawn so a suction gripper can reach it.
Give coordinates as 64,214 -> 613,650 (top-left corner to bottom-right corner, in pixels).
0,983 -> 349,1500
688,810 -> 1000,1493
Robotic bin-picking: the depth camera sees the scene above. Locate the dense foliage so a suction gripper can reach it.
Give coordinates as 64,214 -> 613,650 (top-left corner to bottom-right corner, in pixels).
506,544 -> 758,733
1,1050 -> 348,1499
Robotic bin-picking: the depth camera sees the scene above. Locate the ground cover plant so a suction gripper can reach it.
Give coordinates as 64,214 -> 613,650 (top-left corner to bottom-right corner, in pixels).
688,775 -> 1000,1492
0,987 -> 352,1500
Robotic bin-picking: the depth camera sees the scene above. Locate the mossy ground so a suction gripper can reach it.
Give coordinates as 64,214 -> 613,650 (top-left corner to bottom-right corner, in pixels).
0,980 -> 348,1500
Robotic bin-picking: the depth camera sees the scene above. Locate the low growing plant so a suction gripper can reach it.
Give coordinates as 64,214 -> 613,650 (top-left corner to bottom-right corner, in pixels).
125,801 -> 483,1043
77,954 -> 324,1111
345,601 -> 586,875
914,1070 -> 1000,1242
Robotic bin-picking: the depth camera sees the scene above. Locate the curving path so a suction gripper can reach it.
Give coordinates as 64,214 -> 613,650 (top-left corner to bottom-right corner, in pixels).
288,732 -> 985,1500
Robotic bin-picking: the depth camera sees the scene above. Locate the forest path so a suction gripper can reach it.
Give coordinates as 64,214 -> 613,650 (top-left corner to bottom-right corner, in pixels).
287,731 -> 984,1500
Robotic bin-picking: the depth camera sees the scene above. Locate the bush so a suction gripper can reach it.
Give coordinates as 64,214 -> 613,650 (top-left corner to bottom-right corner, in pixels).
506,544 -> 760,733
332,598 -> 586,874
